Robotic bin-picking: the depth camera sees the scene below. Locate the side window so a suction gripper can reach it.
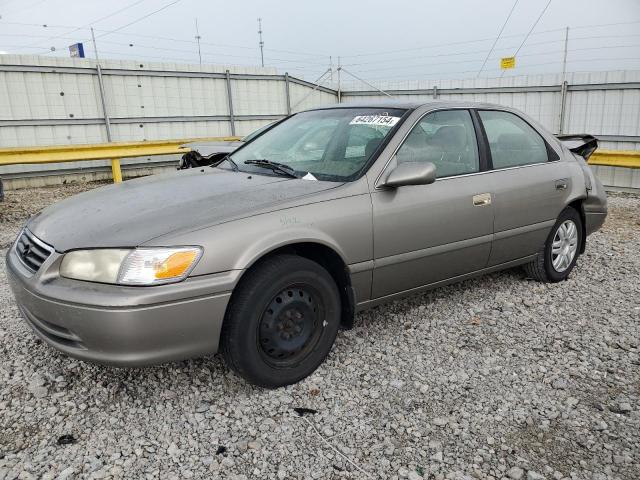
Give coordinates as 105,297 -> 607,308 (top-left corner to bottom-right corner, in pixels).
396,110 -> 479,178
478,110 -> 549,169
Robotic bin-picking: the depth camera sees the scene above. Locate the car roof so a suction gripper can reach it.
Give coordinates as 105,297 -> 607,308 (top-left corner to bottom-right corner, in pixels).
305,99 -> 509,112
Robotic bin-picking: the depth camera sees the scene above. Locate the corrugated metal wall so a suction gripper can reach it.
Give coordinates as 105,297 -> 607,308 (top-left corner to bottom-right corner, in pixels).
1,55 -> 638,188
340,70 -> 640,149
0,55 -> 335,177
0,54 -> 335,146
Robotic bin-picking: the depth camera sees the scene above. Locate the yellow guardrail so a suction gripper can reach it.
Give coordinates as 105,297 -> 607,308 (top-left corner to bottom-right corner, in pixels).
0,137 -> 241,183
588,150 -> 640,169
0,140 -> 637,184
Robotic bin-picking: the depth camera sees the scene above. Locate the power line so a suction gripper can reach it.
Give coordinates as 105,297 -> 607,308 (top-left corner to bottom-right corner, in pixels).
352,56 -> 640,83
342,34 -> 640,73
337,14 -> 640,61
6,17 -> 636,65
338,26 -> 569,60
2,29 -> 637,73
0,20 -> 330,57
94,0 -> 182,39
23,0 -> 147,48
345,43 -> 640,76
500,0 -> 552,77
343,38 -> 566,68
88,28 -> 329,58
477,0 -> 519,77
0,32 -> 331,65
512,0 -> 553,58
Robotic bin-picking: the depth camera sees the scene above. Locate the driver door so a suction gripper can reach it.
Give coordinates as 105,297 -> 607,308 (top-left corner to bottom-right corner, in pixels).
370,109 -> 494,299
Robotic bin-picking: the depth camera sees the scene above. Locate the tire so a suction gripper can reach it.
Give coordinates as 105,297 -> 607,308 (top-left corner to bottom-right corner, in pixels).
524,206 -> 582,283
220,254 -> 341,388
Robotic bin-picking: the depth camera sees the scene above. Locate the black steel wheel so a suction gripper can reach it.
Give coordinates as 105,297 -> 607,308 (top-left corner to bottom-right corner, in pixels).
221,254 -> 341,388
258,285 -> 324,367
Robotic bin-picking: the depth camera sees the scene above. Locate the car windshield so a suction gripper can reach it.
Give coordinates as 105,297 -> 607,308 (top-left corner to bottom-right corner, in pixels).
229,108 -> 406,181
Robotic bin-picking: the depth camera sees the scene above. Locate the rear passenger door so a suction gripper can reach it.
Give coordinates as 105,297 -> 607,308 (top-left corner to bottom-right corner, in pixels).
477,110 -> 572,266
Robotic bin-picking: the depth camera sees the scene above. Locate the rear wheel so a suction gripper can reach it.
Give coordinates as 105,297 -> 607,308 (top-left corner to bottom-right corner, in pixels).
221,254 -> 341,388
524,207 -> 582,282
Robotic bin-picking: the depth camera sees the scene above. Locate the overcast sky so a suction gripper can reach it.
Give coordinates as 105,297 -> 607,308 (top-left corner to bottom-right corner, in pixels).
1,0 -> 639,84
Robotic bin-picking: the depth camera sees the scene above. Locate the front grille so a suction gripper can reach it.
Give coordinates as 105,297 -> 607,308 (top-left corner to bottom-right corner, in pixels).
15,229 -> 54,272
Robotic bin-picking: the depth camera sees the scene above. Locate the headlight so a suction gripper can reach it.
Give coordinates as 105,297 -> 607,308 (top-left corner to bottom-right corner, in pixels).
60,247 -> 202,286
59,249 -> 130,284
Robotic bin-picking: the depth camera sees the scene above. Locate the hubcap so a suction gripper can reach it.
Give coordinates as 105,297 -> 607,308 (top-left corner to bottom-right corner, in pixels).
258,286 -> 322,365
551,220 -> 578,273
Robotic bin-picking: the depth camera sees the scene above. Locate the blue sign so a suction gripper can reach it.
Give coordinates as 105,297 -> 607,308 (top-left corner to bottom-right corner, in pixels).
69,43 -> 85,58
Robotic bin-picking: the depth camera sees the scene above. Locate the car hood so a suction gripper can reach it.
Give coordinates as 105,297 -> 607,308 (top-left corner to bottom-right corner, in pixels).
27,169 -> 340,251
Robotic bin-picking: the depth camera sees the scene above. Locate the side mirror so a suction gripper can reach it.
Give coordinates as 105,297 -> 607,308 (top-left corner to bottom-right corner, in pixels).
381,161 -> 437,188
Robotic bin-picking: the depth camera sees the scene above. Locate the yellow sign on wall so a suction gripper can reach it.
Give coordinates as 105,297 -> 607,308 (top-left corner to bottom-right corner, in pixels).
501,57 -> 516,69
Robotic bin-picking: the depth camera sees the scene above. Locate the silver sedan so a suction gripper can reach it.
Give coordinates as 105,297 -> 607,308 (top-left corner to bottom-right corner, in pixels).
6,101 -> 607,387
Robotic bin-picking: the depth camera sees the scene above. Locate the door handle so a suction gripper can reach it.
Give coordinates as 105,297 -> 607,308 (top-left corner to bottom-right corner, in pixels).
555,179 -> 568,190
473,193 -> 492,206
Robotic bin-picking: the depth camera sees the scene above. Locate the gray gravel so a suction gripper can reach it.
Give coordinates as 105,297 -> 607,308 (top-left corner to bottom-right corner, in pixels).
1,182 -> 639,480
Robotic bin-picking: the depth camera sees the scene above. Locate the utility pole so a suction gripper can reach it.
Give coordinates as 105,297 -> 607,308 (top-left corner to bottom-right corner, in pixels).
561,26 -> 569,79
258,18 -> 264,67
559,26 -> 570,134
337,56 -> 341,103
90,27 -> 112,143
195,18 -> 202,68
91,27 -> 120,182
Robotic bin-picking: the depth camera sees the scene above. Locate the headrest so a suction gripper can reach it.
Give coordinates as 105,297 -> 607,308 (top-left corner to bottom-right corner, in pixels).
498,133 -> 529,149
432,125 -> 466,149
365,137 -> 383,158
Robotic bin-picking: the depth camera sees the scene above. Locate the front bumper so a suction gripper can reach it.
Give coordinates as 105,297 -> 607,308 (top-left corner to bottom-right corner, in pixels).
6,244 -> 237,367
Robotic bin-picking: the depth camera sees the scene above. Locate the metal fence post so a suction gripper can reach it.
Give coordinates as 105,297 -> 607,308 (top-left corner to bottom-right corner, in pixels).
95,64 -> 113,143
284,72 -> 292,115
111,159 -> 123,183
225,70 -> 236,136
91,27 -> 121,183
558,80 -> 568,134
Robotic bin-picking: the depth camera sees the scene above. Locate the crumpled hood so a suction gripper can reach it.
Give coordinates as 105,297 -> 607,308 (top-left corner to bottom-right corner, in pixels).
28,169 -> 338,251
184,140 -> 241,156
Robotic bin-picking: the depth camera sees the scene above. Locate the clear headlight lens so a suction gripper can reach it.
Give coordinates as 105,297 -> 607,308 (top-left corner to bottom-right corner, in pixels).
60,249 -> 130,284
60,247 -> 202,285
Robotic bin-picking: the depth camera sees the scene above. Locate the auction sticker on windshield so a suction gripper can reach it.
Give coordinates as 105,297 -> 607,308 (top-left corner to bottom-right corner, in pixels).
350,114 -> 400,127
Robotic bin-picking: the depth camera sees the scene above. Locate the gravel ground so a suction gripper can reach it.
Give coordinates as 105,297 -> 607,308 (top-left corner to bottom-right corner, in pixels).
0,182 -> 638,480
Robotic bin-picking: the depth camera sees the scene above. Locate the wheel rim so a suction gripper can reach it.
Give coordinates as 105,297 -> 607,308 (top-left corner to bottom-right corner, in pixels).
258,285 -> 324,367
551,219 -> 578,273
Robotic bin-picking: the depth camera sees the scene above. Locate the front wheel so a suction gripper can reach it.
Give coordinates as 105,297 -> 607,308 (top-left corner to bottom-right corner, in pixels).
524,206 -> 582,283
220,254 -> 341,388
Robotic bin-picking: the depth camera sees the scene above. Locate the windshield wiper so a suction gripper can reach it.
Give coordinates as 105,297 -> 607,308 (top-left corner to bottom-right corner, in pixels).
244,159 -> 298,178
211,154 -> 239,171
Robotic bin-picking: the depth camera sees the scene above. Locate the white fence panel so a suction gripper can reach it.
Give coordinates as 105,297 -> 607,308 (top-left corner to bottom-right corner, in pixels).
1,55 -> 638,189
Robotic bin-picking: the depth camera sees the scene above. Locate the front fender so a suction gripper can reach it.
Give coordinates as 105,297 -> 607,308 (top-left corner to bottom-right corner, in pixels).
147,193 -> 374,279
232,226 -> 350,272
